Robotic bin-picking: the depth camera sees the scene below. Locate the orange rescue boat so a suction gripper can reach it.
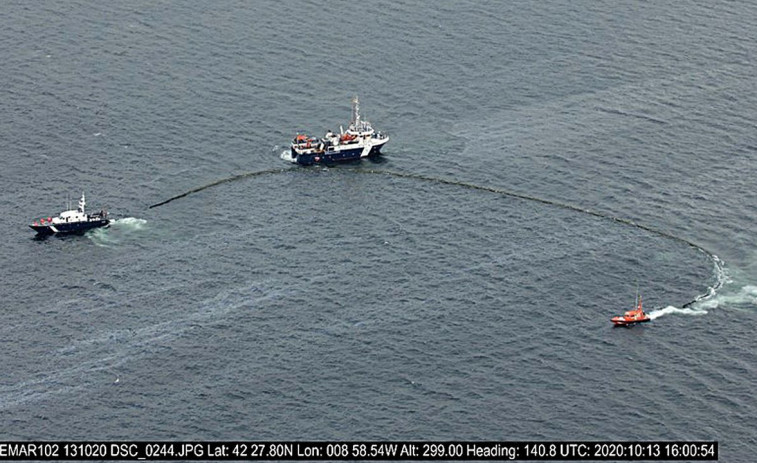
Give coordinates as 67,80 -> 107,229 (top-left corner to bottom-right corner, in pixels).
611,294 -> 651,327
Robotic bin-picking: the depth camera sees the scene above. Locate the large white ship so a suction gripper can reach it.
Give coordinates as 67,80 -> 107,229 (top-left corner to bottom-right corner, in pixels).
282,96 -> 389,165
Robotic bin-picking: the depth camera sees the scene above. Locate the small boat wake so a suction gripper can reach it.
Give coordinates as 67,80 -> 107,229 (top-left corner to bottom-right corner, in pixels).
653,253 -> 729,319
647,255 -> 756,320
111,217 -> 147,230
695,284 -> 757,312
619,255 -> 728,324
87,217 -> 147,247
683,254 -> 729,308
647,305 -> 708,320
280,150 -> 295,162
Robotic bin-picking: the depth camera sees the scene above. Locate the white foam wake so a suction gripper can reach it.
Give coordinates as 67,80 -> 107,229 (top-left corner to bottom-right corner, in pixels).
648,258 -> 757,318
87,217 -> 147,247
688,254 -> 729,306
648,305 -> 708,320
659,253 -> 730,318
111,217 -> 147,230
695,284 -> 757,311
280,150 -> 295,162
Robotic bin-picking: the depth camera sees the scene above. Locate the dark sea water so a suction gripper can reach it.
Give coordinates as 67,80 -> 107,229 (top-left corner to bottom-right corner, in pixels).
1,1 -> 756,461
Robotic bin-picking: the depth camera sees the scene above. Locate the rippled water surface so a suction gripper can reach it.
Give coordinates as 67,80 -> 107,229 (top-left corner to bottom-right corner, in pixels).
1,1 -> 756,461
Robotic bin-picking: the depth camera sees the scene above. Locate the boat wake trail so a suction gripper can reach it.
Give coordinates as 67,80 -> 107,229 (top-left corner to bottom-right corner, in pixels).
638,254 -> 734,321
648,305 -> 708,320
87,217 -> 147,247
147,167 -> 726,311
695,284 -> 757,312
111,217 -> 148,230
682,254 -> 728,309
280,150 -> 295,162
0,282 -> 294,411
594,106 -> 667,125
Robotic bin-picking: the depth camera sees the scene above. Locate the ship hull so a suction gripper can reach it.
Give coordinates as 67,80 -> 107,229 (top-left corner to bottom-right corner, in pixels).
291,139 -> 387,166
611,318 -> 651,327
30,219 -> 110,235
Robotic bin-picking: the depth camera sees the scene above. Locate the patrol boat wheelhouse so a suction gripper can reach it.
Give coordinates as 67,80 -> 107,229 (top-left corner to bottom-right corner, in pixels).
283,96 -> 389,166
30,193 -> 110,235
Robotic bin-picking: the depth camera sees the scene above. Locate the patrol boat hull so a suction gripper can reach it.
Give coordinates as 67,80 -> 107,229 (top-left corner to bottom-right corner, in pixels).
30,219 -> 110,235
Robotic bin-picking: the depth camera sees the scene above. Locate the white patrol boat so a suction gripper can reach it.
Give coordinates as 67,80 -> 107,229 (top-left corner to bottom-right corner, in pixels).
283,95 -> 389,165
30,193 -> 110,235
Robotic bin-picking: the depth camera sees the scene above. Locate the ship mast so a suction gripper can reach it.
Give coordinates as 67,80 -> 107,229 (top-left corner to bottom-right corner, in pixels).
78,192 -> 86,213
351,95 -> 360,129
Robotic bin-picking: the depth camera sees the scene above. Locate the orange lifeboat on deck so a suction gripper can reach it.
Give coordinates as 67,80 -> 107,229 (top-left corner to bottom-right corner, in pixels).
611,294 -> 651,327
